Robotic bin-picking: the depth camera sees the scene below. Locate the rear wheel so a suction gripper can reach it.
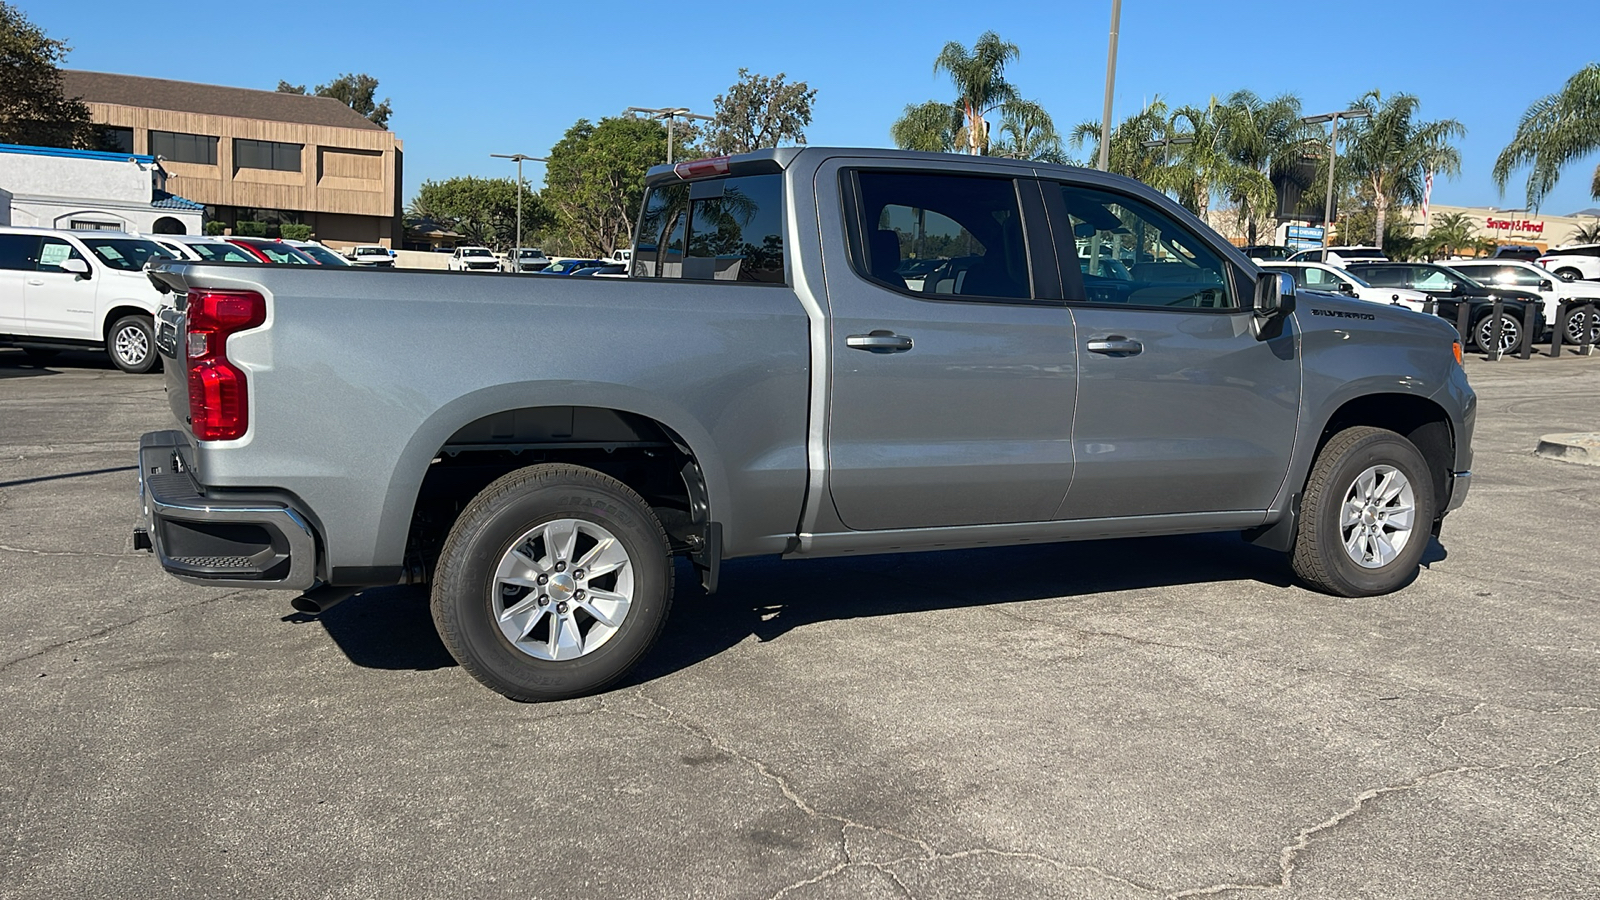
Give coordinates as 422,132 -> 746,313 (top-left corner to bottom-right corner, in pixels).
1554,267 -> 1583,282
430,463 -> 673,701
1563,308 -> 1600,345
1291,426 -> 1437,597
1472,312 -> 1522,356
107,315 -> 157,374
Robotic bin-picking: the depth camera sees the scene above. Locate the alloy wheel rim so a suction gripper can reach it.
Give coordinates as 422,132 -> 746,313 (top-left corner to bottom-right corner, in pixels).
1340,464 -> 1416,569
1478,316 -> 1518,354
491,518 -> 634,661
115,325 -> 149,365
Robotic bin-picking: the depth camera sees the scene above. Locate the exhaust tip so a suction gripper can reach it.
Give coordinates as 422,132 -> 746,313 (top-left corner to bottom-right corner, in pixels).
290,585 -> 357,616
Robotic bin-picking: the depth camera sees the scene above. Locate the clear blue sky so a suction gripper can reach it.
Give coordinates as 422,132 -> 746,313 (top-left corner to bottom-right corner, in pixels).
26,0 -> 1600,215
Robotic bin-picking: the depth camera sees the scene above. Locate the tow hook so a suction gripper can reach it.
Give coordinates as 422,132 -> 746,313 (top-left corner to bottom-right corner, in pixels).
132,527 -> 152,552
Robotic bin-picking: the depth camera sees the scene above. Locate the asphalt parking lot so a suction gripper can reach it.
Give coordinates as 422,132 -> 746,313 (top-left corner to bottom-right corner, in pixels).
1,345 -> 1595,899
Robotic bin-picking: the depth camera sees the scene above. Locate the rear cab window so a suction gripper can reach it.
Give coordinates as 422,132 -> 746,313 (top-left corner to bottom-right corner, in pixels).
632,172 -> 786,283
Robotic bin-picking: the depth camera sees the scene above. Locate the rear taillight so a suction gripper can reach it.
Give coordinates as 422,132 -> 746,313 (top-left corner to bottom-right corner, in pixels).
1538,257 -> 1556,267
186,288 -> 265,442
673,156 -> 730,180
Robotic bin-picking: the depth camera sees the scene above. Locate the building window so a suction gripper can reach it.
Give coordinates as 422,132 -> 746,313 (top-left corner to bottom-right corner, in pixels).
150,130 -> 218,165
235,138 -> 303,173
69,219 -> 122,231
97,126 -> 134,154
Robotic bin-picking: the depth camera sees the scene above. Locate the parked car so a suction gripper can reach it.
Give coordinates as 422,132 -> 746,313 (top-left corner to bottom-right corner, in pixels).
0,226 -> 170,372
225,237 -> 317,265
149,235 -> 258,264
448,246 -> 500,272
609,248 -> 632,265
1537,244 -> 1600,282
1347,261 -> 1544,355
135,147 -> 1475,702
346,245 -> 396,268
535,258 -> 607,275
1262,261 -> 1429,312
1286,246 -> 1387,267
1242,245 -> 1291,261
1448,258 -> 1600,344
1485,244 -> 1542,261
284,240 -> 353,267
506,248 -> 550,273
570,264 -> 628,277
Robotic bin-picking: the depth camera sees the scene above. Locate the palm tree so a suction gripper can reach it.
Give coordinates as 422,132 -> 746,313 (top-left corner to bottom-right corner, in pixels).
933,32 -> 1020,155
989,99 -> 1066,163
1167,98 -> 1274,224
1425,210 -> 1477,258
890,100 -> 960,153
1493,64 -> 1600,211
1338,90 -> 1464,252
1220,90 -> 1312,244
1571,217 -> 1600,244
1071,101 -> 1172,189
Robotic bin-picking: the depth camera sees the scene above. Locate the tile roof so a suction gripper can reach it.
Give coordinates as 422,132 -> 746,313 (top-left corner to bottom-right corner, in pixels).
152,190 -> 204,211
62,70 -> 385,132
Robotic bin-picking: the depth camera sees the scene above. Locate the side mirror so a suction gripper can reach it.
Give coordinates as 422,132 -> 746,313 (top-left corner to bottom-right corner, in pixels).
1339,280 -> 1358,294
1255,271 -> 1296,318
1449,282 -> 1463,296
1540,279 -> 1554,292
60,257 -> 90,277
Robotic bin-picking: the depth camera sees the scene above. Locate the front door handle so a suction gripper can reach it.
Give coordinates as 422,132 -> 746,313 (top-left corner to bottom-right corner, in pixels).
1086,336 -> 1143,356
25,278 -> 44,286
846,330 -> 914,353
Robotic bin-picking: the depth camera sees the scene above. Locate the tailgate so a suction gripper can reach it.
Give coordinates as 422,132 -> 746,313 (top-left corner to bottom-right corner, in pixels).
154,292 -> 191,431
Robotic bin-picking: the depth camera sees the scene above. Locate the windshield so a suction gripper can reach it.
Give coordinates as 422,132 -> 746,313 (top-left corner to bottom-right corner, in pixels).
79,237 -> 170,271
239,241 -> 312,265
463,248 -> 493,258
356,247 -> 386,256
297,245 -> 351,266
1436,265 -> 1483,288
189,242 -> 256,263
517,249 -> 542,259
1338,248 -> 1385,259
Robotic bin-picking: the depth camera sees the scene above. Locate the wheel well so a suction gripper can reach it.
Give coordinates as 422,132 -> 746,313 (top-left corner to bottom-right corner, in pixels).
102,305 -> 153,340
404,406 -> 708,581
1315,394 -> 1454,517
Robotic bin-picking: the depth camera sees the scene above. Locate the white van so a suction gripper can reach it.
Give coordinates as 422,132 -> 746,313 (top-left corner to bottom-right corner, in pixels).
0,226 -> 172,373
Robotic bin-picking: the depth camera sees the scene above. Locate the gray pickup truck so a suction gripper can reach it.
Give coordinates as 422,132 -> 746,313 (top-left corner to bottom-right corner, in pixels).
136,148 -> 1475,701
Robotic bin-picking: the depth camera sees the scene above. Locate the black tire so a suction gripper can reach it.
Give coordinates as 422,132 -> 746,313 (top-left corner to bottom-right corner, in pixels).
106,314 -> 158,374
1563,309 -> 1600,346
1472,311 -> 1522,356
430,463 -> 673,701
1554,267 -> 1583,282
21,347 -> 60,363
1290,426 -> 1437,597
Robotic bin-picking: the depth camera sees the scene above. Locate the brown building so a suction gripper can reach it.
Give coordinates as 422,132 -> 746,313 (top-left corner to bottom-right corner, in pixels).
63,70 -> 404,248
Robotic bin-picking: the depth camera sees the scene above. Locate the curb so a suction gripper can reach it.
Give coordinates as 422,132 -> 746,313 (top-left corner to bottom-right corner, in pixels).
1535,432 -> 1600,466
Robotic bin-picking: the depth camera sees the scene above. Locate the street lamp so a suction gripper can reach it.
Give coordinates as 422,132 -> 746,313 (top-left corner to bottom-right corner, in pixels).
490,153 -> 548,260
1140,134 -> 1195,169
1302,108 -> 1370,247
1097,0 -> 1123,172
625,106 -> 713,165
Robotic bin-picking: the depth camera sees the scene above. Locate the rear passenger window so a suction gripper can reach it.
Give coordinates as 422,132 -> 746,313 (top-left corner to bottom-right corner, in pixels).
631,174 -> 785,283
1060,185 -> 1234,309
0,233 -> 39,271
851,171 -> 1030,300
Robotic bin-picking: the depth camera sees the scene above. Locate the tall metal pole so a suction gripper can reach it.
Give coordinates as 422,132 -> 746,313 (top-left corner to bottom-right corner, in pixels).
1322,115 -> 1341,240
491,153 -> 548,260
626,107 -> 712,167
667,117 -> 675,166
1097,0 -> 1122,172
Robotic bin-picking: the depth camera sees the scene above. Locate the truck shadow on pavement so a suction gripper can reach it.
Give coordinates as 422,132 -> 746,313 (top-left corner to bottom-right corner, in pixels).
299,532 -> 1447,683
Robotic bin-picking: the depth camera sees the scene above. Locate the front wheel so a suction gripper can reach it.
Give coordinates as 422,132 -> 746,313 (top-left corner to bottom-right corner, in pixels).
1473,312 -> 1522,356
430,463 -> 674,701
1291,426 -> 1437,597
107,315 -> 157,374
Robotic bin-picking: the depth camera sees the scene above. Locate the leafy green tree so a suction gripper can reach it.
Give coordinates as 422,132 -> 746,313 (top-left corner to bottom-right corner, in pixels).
1493,64 -> 1600,211
1168,97 -> 1274,223
407,176 -> 544,251
934,31 -> 1021,155
890,100 -> 961,153
1071,102 -> 1171,188
543,116 -> 672,257
1422,211 -> 1477,258
0,2 -> 93,148
705,69 -> 816,155
277,73 -> 393,128
1220,90 -> 1313,244
989,99 -> 1065,163
1336,90 -> 1463,252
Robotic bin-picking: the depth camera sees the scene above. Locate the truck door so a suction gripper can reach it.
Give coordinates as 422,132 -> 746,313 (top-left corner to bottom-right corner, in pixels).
1052,180 -> 1299,519
25,237 -> 98,339
820,163 -> 1077,531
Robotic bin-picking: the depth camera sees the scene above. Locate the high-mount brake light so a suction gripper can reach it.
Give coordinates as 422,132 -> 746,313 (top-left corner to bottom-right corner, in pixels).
186,288 -> 265,442
673,156 -> 731,180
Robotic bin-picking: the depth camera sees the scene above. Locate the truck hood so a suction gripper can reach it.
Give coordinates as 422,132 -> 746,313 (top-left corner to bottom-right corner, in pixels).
1296,288 -> 1451,336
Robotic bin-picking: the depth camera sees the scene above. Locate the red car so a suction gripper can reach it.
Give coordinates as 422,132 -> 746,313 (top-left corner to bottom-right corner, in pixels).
225,237 -> 318,265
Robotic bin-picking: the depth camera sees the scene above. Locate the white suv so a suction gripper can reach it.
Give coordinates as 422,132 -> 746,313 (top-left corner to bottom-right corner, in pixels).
1285,246 -> 1388,267
1537,244 -> 1600,282
0,226 -> 171,373
1263,261 -> 1429,312
1449,258 -> 1600,342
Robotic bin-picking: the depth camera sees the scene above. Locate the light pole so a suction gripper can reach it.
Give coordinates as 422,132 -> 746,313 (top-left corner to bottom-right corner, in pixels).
490,153 -> 547,259
1097,0 -> 1123,172
1140,133 -> 1195,174
626,107 -> 713,165
1301,109 -> 1370,248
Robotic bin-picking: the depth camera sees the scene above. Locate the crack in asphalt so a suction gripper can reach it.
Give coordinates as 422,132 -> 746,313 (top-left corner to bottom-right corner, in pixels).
1165,748 -> 1600,899
616,690 -> 1160,900
0,588 -> 251,675
0,543 -> 140,560
1421,701 -> 1485,761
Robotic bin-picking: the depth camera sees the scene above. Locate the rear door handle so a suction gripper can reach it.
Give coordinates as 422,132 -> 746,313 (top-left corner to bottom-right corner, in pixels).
846,331 -> 914,353
1086,336 -> 1143,356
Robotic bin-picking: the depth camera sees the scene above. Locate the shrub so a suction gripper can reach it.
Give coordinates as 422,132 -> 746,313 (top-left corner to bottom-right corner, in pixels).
203,221 -> 226,236
235,220 -> 268,237
279,223 -> 313,241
